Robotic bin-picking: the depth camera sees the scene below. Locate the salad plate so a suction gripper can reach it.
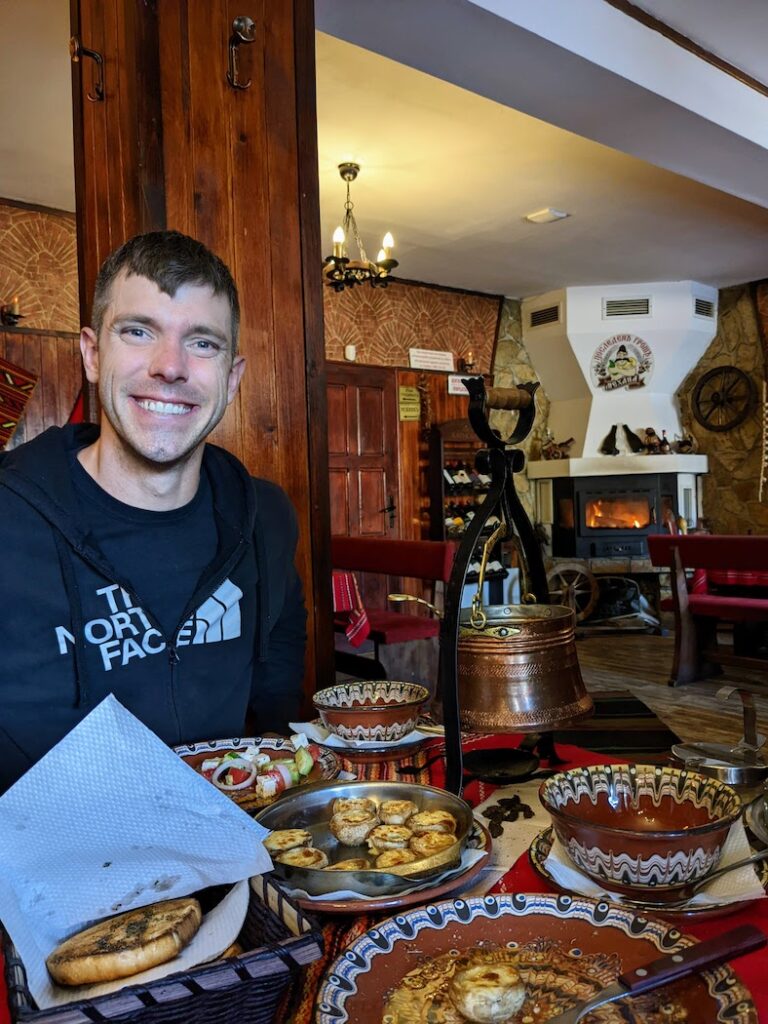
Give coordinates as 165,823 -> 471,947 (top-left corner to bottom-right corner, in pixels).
529,826 -> 768,922
174,735 -> 341,812
315,893 -> 757,1024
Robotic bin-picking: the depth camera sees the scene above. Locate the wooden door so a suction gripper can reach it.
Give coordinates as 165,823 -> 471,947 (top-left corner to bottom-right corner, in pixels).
327,362 -> 400,539
70,0 -> 332,699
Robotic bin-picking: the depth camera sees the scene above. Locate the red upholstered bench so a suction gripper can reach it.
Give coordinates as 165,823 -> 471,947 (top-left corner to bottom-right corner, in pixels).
331,536 -> 458,679
648,534 -> 768,686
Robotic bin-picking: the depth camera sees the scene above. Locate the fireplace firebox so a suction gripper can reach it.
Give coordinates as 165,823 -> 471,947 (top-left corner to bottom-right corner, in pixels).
551,474 -> 680,558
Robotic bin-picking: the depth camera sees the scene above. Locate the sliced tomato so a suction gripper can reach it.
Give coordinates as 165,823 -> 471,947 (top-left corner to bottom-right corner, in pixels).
226,767 -> 254,786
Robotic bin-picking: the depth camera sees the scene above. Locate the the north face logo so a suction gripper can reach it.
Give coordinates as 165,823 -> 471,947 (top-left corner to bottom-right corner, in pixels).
55,579 -> 243,670
177,579 -> 243,645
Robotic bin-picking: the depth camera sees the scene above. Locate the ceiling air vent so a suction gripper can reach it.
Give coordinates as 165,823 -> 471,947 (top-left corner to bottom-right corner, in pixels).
694,297 -> 715,319
602,297 -> 651,318
529,304 -> 560,328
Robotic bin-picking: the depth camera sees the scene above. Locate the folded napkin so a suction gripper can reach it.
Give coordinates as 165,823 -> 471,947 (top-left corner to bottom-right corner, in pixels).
543,819 -> 767,909
290,719 -> 438,750
0,696 -> 271,1009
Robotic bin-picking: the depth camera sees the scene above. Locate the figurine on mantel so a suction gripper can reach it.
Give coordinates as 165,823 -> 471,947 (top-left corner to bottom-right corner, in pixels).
674,432 -> 698,454
541,431 -> 575,460
622,424 -> 645,454
600,424 -> 619,455
643,427 -> 661,454
659,430 -> 671,454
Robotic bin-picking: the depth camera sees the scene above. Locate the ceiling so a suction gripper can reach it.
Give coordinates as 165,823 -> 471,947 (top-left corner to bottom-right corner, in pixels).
2,0 -> 768,300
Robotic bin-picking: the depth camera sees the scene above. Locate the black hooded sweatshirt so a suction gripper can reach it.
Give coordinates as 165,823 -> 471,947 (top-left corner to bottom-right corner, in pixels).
0,425 -> 307,792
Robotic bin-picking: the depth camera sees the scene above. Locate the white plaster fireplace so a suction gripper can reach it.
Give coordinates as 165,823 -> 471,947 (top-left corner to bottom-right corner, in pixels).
521,281 -> 715,554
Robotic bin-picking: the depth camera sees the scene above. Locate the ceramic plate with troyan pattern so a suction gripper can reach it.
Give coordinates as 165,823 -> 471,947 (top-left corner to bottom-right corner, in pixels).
315,893 -> 757,1024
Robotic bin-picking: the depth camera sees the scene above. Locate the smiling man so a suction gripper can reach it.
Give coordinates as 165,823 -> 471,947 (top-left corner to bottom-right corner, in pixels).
0,231 -> 307,791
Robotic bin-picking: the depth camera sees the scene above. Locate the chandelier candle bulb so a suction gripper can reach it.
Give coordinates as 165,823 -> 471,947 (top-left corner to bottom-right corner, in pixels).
332,227 -> 345,259
382,232 -> 394,258
10,295 -> 20,316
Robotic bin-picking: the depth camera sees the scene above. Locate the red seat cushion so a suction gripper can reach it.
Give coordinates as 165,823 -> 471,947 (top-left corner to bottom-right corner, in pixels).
688,594 -> 768,622
334,610 -> 440,644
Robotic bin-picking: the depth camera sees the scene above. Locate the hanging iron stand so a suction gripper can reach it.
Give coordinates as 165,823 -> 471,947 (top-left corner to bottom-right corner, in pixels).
439,378 -> 565,795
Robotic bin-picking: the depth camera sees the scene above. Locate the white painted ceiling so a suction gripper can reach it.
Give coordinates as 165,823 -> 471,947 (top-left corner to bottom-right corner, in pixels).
630,0 -> 768,85
2,0 -> 768,299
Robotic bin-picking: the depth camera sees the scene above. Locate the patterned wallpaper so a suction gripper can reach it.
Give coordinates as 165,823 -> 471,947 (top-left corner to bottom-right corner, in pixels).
323,279 -> 501,372
0,201 -> 79,333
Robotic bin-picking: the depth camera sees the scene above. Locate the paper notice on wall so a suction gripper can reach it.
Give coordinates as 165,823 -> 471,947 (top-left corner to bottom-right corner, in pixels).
408,348 -> 455,372
399,385 -> 421,421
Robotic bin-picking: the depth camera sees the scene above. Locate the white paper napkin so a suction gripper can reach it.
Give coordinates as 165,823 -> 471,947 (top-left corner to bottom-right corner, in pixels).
543,819 -> 767,909
290,719 -> 438,750
0,696 -> 273,1009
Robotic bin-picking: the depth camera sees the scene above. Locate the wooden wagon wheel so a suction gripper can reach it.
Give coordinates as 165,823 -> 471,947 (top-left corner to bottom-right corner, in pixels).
546,562 -> 599,622
691,366 -> 757,432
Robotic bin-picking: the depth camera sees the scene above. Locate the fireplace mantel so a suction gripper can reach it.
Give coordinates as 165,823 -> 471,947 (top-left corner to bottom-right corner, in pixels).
527,454 -> 708,478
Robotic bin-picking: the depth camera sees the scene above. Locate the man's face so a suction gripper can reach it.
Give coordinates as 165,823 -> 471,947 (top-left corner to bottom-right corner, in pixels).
80,271 -> 245,468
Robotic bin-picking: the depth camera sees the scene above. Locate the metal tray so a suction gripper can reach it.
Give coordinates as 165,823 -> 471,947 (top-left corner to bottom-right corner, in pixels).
746,794 -> 768,847
255,780 -> 473,897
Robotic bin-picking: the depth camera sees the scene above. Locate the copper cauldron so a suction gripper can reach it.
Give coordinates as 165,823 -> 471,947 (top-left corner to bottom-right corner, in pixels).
457,602 -> 594,733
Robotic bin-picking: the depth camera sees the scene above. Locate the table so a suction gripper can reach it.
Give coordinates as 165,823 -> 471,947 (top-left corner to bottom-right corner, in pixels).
285,733 -> 768,1022
331,569 -> 370,646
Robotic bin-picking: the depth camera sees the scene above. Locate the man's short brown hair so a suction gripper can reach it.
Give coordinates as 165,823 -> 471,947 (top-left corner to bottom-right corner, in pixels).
91,231 -> 240,352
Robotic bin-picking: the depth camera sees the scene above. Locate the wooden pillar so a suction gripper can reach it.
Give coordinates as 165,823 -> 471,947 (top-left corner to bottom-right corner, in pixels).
70,0 -> 332,699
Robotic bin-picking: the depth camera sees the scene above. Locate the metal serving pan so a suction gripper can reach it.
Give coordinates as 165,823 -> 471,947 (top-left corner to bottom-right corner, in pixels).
255,780 -> 473,897
671,743 -> 768,793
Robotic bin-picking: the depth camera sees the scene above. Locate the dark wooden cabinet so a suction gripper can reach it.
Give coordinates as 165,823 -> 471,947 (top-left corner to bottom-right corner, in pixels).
427,419 -> 510,597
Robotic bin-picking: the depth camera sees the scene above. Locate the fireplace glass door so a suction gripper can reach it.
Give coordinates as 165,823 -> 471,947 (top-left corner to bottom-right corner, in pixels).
584,495 -> 651,531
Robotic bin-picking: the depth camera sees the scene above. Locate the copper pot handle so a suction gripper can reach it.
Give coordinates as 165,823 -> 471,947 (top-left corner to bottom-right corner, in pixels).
469,520 -> 507,628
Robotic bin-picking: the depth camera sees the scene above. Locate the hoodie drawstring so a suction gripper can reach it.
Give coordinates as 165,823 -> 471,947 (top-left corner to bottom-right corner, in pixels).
52,530 -> 90,708
252,514 -> 269,662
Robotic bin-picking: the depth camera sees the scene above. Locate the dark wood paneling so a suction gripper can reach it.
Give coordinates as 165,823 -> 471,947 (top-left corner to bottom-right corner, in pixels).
329,470 -> 351,535
0,330 -> 81,448
358,386 -> 386,456
327,384 -> 349,455
71,0 -> 166,420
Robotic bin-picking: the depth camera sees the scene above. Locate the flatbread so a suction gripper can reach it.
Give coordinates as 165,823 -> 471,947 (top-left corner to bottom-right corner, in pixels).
46,897 -> 202,986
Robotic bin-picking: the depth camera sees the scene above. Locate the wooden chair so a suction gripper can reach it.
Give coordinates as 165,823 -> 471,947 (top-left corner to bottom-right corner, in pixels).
331,536 -> 458,681
647,534 -> 768,687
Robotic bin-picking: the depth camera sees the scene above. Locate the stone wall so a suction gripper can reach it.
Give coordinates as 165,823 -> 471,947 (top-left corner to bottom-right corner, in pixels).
490,297 -> 550,523
678,285 -> 767,534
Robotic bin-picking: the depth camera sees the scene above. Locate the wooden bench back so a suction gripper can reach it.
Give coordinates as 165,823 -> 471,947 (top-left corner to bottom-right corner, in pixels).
331,536 -> 458,583
648,534 -> 768,573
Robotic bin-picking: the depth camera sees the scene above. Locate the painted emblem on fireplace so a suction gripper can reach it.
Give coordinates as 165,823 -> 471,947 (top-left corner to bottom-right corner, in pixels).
591,334 -> 653,391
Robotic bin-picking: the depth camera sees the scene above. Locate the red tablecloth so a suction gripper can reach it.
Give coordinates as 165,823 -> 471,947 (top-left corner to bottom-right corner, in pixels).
331,569 -> 370,646
4,737 -> 765,1023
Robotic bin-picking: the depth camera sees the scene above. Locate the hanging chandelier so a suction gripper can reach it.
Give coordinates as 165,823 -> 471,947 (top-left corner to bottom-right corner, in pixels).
323,163 -> 398,291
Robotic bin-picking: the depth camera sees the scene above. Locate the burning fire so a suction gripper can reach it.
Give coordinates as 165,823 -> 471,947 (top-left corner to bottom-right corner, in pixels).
586,498 -> 650,530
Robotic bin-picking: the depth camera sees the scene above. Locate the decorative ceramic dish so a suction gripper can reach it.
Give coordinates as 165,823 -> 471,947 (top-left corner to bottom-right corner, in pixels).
174,736 -> 341,812
529,825 -> 768,922
315,893 -> 757,1024
291,820 -> 492,914
255,780 -> 473,897
539,763 -> 741,900
312,681 -> 429,742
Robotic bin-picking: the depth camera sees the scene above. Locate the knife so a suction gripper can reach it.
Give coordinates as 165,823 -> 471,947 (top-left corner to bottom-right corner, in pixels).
544,925 -> 766,1024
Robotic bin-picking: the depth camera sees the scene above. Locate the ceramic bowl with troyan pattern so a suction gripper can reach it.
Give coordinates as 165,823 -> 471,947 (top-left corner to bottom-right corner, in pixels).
538,763 -> 742,900
312,681 -> 429,742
